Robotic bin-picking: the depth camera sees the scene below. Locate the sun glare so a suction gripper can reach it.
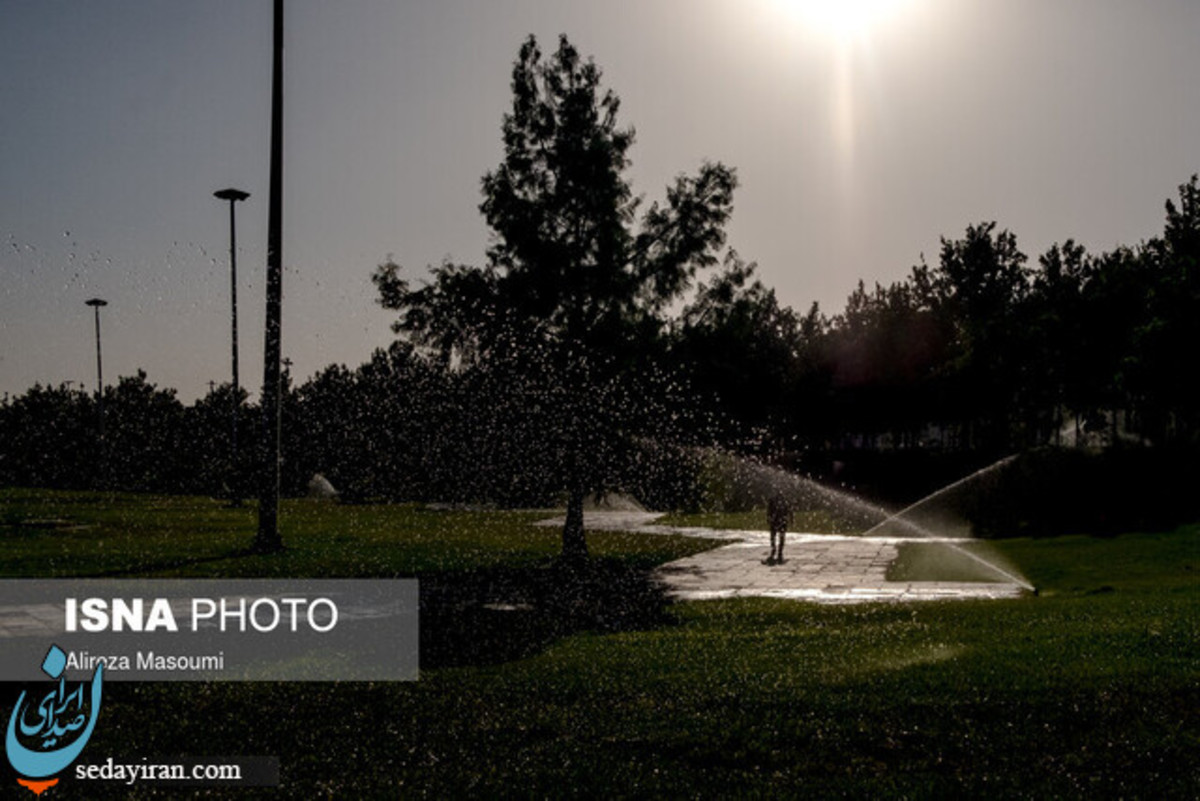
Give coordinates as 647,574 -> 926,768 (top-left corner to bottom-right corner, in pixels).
786,0 -> 907,42
765,0 -> 919,210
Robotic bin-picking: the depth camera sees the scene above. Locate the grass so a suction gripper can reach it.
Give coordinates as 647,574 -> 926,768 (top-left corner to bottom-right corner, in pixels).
2,488 -> 1198,797
889,529 -> 1200,591
886,540 -> 1032,584
0,487 -> 718,577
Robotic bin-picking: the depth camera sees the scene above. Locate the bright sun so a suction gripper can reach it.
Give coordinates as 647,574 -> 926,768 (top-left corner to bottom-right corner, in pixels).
785,0 -> 907,42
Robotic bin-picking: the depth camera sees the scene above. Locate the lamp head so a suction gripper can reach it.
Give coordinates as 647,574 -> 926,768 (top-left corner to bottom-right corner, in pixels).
214,188 -> 251,202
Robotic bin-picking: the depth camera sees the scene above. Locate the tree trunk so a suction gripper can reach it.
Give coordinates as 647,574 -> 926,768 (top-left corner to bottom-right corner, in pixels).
562,486 -> 588,565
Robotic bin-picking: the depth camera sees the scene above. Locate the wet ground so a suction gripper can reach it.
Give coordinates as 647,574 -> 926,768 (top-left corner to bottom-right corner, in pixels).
535,511 -> 1027,604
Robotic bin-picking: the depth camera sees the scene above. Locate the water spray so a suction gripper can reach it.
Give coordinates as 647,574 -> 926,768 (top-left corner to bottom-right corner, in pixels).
937,539 -> 1036,592
694,447 -> 1036,593
859,455 -> 1019,538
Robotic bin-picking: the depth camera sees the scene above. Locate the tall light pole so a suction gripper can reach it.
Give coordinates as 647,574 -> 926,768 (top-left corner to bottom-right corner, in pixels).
214,187 -> 250,506
85,298 -> 108,440
257,0 -> 285,553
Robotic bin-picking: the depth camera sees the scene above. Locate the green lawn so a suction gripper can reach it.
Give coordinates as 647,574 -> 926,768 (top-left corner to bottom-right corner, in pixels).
0,487 -> 717,577
2,488 -> 1198,798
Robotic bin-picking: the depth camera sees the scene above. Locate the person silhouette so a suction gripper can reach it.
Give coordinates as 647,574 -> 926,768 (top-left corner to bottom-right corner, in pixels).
765,491 -> 792,565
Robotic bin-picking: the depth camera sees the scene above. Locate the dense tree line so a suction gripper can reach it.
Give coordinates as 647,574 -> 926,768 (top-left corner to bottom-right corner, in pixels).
0,348 -> 704,508
678,176 -> 1200,461
3,174 -> 1198,507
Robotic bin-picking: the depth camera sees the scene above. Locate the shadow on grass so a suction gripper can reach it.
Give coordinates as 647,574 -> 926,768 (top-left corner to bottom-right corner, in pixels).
419,558 -> 674,668
67,543 -> 678,670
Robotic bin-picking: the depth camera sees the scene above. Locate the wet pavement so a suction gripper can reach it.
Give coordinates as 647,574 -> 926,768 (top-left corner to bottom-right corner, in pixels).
535,511 -> 1027,604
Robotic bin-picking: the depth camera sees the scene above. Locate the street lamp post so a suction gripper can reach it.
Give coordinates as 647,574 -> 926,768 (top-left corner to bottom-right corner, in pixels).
257,0 -> 285,553
214,187 -> 250,506
84,298 -> 108,440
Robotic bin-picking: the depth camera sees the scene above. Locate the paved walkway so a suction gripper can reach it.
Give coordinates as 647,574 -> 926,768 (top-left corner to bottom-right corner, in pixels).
535,512 -> 1027,604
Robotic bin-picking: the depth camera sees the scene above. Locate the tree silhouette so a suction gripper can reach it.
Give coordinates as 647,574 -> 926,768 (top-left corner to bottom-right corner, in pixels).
674,252 -> 802,445
0,383 -> 95,489
102,371 -> 188,492
931,223 -> 1029,450
1135,175 -> 1200,441
375,34 -> 736,562
185,381 -> 252,498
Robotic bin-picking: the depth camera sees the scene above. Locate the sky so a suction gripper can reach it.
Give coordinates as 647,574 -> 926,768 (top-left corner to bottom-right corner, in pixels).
3,0 -> 1199,402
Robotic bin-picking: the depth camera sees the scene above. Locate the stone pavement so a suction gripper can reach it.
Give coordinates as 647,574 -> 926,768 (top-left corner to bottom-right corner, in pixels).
535,511 -> 1027,604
